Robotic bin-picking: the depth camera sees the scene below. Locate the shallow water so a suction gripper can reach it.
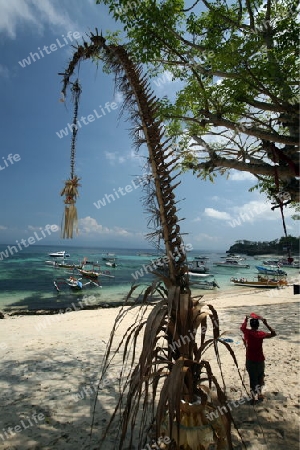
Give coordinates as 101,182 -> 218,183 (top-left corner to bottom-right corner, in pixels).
0,244 -> 298,312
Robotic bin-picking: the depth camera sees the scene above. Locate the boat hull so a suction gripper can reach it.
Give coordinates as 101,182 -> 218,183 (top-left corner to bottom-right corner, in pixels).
213,263 -> 250,268
230,277 -> 287,288
48,251 -> 70,258
78,269 -> 99,279
188,272 -> 213,278
255,265 -> 287,276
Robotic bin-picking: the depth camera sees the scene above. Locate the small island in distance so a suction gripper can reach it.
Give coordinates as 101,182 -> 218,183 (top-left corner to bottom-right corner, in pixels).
226,235 -> 299,256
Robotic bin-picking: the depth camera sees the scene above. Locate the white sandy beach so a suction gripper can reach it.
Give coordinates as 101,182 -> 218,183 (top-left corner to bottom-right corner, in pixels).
0,286 -> 299,450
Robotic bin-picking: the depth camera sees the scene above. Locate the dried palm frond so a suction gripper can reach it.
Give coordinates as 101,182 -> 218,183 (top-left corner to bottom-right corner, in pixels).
59,31 -> 239,450
90,285 -> 237,450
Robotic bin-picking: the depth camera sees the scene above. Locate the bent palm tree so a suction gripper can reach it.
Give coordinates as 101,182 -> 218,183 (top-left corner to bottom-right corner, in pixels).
60,31 -> 237,449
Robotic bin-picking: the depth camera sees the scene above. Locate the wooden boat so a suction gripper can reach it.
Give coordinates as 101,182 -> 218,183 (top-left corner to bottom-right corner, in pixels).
45,260 -> 81,269
77,268 -> 100,278
77,262 -> 116,279
66,276 -> 83,290
54,276 -> 101,292
230,275 -> 288,288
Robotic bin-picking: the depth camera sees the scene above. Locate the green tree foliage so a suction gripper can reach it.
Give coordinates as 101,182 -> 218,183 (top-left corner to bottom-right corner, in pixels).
96,0 -> 299,202
227,235 -> 299,255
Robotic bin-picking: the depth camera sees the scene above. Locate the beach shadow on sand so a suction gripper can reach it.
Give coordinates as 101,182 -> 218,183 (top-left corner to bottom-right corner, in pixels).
0,299 -> 299,449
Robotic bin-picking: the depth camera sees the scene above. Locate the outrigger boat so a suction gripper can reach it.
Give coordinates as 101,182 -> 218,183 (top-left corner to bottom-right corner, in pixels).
54,276 -> 101,292
190,277 -> 220,290
76,261 -> 115,279
45,260 -> 82,269
230,275 -> 288,288
77,265 -> 101,279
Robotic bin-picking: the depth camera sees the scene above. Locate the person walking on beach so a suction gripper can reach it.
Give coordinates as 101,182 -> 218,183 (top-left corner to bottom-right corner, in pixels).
240,315 -> 276,403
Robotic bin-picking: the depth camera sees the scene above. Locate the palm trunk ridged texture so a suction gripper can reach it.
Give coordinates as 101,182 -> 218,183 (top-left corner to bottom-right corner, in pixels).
61,33 -> 188,288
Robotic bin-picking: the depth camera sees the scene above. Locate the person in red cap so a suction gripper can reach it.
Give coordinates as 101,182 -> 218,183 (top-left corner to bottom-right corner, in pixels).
240,315 -> 276,404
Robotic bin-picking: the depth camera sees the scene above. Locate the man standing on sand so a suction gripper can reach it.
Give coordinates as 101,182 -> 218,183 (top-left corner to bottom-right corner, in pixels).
240,316 -> 276,404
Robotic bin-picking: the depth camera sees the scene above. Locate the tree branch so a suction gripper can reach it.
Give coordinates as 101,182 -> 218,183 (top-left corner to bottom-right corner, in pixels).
195,154 -> 289,178
201,0 -> 251,30
196,110 -> 298,146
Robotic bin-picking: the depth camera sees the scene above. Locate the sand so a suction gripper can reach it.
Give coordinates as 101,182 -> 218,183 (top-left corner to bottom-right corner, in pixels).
0,286 -> 299,450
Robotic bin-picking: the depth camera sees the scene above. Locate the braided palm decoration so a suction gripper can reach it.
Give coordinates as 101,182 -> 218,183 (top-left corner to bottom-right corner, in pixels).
60,80 -> 81,238
59,31 -> 233,450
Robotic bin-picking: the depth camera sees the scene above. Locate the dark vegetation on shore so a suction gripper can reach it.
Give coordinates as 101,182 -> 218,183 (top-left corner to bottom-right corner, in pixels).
227,235 -> 299,256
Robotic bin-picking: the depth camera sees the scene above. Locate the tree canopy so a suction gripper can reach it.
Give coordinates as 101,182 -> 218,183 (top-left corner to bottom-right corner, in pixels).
96,0 -> 299,203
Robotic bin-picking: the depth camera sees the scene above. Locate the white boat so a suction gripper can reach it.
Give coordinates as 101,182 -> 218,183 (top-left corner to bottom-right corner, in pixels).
188,272 -> 214,278
213,259 -> 250,268
221,254 -> 245,261
105,260 -> 117,268
48,251 -> 70,258
262,259 -> 280,266
279,259 -> 300,268
188,260 -> 209,274
190,277 -> 220,290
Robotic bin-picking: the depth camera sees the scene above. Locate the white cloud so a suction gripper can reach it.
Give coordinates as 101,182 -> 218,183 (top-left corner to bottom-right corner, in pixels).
0,0 -> 75,38
226,198 -> 297,228
204,208 -> 232,221
0,65 -> 9,79
194,233 -> 221,243
79,216 -> 132,237
228,170 -> 256,181
0,225 -> 8,230
105,151 -> 130,165
229,200 -> 277,224
27,224 -> 59,232
192,217 -> 202,223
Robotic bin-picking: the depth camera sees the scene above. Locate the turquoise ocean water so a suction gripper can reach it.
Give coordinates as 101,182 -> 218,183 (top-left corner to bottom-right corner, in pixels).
0,244 -> 298,312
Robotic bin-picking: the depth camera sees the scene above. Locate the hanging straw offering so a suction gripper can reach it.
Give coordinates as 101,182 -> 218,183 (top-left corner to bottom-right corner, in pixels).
61,175 -> 81,238
61,80 -> 82,238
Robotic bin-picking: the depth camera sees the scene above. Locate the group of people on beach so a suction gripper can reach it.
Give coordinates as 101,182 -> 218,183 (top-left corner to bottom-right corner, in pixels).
240,314 -> 276,404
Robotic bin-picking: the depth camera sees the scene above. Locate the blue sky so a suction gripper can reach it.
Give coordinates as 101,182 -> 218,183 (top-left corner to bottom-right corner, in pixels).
0,0 -> 297,251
